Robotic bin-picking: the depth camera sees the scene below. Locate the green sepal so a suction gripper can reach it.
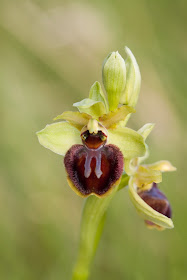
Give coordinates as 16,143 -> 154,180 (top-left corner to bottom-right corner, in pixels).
128,177 -> 174,229
53,111 -> 91,130
73,98 -> 106,119
120,47 -> 141,107
137,123 -> 155,140
137,123 -> 155,164
99,105 -> 135,128
102,51 -> 126,112
107,127 -> 146,159
138,144 -> 150,164
124,158 -> 138,176
36,122 -> 81,156
89,81 -> 109,113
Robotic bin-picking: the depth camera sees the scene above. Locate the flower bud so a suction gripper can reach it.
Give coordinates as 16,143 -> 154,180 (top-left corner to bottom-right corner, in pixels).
120,47 -> 141,108
102,51 -> 126,112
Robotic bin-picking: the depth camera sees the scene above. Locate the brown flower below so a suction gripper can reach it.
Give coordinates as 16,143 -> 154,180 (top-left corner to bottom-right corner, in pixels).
138,183 -> 172,229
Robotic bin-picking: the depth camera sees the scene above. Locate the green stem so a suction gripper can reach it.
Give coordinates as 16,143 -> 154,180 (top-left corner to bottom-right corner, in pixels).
71,174 -> 129,280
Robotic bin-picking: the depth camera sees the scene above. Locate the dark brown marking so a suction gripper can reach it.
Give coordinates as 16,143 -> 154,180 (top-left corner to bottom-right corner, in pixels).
81,130 -> 107,149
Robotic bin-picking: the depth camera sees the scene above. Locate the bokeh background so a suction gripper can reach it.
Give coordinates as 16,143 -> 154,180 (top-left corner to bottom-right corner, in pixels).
0,0 -> 186,279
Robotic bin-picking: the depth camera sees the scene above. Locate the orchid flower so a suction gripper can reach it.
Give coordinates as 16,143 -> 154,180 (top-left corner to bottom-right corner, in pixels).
36,47 -> 176,280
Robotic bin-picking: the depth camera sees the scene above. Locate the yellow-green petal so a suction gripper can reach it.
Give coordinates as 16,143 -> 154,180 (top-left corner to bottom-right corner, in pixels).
89,81 -> 109,113
99,105 -> 135,128
146,161 -> 177,172
135,166 -> 162,188
108,127 -> 146,159
53,111 -> 91,130
73,98 -> 106,119
128,178 -> 174,229
37,122 -> 81,156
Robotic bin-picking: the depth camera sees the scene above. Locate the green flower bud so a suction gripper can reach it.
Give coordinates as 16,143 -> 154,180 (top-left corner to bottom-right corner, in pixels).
120,47 -> 141,107
102,51 -> 126,112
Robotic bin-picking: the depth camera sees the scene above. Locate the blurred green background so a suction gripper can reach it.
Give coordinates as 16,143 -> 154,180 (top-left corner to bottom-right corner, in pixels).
0,0 -> 186,279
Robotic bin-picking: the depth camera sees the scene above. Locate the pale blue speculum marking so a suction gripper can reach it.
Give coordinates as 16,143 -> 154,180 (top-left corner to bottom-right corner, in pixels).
84,146 -> 103,179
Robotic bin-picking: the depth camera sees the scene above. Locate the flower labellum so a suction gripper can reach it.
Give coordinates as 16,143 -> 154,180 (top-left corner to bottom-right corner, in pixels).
64,119 -> 124,197
138,183 -> 172,230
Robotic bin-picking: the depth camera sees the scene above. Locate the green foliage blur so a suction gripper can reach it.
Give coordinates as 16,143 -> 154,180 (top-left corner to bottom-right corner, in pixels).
0,0 -> 186,279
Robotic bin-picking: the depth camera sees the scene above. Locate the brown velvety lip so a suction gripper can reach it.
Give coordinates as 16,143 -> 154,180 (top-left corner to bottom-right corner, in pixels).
64,144 -> 124,197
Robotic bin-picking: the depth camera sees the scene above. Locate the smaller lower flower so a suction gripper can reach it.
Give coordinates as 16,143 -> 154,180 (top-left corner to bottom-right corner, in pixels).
128,161 -> 176,230
124,124 -> 176,230
138,182 -> 172,230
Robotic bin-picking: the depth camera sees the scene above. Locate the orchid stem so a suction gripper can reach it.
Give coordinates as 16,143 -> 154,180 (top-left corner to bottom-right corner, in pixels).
71,174 -> 129,280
